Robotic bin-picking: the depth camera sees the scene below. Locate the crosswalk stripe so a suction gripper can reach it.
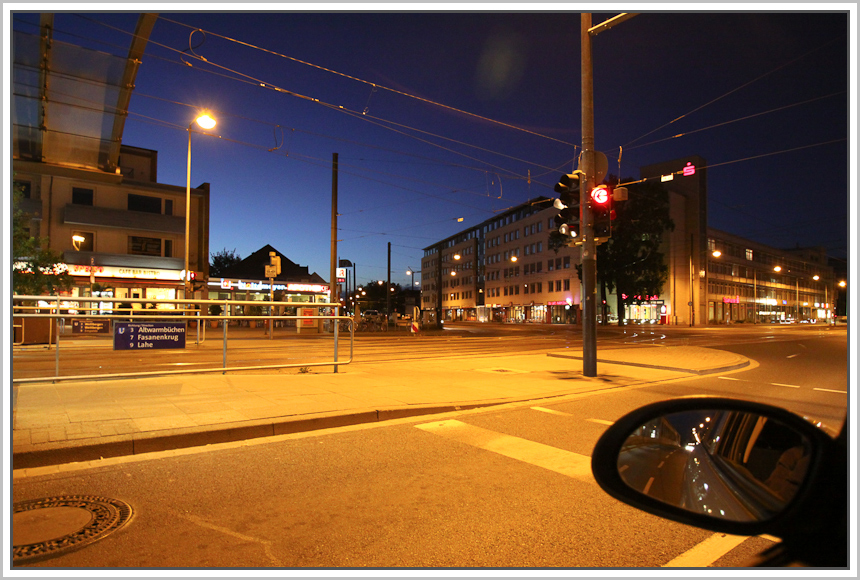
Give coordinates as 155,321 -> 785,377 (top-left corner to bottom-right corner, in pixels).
530,406 -> 571,416
662,533 -> 749,567
416,419 -> 593,482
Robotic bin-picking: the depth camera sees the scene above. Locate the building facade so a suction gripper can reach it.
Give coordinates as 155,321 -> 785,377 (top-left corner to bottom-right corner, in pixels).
421,156 -> 837,326
13,147 -> 211,306
206,245 -> 330,319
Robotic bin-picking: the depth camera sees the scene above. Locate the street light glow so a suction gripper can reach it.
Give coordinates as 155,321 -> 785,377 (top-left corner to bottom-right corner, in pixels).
195,113 -> 217,130
774,266 -> 782,272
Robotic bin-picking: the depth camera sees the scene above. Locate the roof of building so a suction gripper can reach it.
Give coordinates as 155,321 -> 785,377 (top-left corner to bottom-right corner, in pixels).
218,245 -> 328,284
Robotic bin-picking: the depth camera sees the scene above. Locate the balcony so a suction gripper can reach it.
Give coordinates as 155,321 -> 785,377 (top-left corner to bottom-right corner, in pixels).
63,204 -> 184,234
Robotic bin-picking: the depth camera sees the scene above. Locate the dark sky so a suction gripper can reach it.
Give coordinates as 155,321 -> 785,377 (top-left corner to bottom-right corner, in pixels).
10,10 -> 852,286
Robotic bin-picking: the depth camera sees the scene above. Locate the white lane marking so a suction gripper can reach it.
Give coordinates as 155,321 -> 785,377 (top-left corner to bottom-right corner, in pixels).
587,418 -> 614,426
718,376 -> 741,381
787,353 -> 801,358
770,382 -> 800,389
814,388 -> 848,394
531,406 -> 571,416
415,419 -> 593,481
663,533 -> 749,567
643,476 -> 655,495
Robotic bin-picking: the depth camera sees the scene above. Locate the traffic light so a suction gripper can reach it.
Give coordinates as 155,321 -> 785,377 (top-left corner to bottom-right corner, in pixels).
553,172 -> 581,239
591,184 -> 613,240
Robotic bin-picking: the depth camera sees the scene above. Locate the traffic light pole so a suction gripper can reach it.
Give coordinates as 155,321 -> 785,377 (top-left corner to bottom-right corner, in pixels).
581,13 -> 597,377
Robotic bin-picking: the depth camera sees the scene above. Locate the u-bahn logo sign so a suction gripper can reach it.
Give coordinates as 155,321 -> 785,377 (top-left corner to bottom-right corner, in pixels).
113,322 -> 186,350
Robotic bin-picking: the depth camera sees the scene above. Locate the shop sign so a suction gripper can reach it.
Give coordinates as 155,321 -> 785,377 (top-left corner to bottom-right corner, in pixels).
113,322 -> 186,350
68,264 -> 181,281
72,319 -> 110,334
723,296 -> 740,304
227,280 -> 331,293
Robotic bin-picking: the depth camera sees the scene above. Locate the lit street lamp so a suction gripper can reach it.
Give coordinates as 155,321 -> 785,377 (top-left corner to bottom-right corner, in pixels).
185,112 -> 217,298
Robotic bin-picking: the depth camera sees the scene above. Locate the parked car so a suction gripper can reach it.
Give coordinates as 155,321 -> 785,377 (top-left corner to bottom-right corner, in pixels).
361,310 -> 379,319
591,397 -> 847,567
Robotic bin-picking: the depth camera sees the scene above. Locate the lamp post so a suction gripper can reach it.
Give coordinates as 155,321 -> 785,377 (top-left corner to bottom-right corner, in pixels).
185,112 -> 217,299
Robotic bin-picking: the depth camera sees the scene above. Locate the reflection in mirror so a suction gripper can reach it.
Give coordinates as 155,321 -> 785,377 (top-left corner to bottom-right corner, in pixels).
617,409 -> 811,523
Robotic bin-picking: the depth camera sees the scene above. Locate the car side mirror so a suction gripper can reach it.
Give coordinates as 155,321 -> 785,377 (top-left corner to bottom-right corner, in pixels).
591,397 -> 834,538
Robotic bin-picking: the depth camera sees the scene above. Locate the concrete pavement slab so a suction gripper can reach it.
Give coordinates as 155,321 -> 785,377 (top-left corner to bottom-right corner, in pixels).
12,346 -> 749,471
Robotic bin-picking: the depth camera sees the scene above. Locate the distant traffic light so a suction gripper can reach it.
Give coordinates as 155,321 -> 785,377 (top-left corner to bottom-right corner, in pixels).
591,184 -> 612,240
553,172 -> 581,239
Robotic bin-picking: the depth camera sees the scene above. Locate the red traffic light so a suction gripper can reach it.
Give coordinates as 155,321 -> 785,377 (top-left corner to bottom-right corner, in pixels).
591,185 -> 610,205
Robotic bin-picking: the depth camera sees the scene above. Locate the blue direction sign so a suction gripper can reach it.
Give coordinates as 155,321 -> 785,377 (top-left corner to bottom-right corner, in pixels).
113,322 -> 186,350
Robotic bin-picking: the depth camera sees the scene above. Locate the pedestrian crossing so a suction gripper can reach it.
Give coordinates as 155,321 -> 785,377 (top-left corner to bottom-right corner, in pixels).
415,410 -> 777,567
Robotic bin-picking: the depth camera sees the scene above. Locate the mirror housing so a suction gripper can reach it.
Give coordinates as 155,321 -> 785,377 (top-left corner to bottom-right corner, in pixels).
591,397 -> 838,539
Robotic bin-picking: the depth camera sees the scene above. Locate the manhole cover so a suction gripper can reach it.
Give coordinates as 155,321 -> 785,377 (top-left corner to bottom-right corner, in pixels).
13,495 -> 133,564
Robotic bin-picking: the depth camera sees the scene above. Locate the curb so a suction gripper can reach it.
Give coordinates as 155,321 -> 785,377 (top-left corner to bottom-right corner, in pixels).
12,402 -> 500,470
546,352 -> 750,375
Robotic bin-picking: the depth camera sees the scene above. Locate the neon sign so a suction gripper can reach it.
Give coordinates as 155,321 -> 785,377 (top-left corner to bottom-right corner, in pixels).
683,162 -> 696,176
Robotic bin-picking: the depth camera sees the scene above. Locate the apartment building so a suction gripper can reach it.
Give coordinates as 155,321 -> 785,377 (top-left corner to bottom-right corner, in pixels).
13,146 -> 211,304
421,156 -> 837,326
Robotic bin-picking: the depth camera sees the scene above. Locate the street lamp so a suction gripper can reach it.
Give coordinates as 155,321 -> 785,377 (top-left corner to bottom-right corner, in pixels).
185,112 -> 217,298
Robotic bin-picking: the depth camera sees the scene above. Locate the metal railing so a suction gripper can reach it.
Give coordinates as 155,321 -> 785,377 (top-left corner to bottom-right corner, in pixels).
12,295 -> 353,383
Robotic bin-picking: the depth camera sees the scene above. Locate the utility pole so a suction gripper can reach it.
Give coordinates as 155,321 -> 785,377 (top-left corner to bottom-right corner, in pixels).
581,12 -> 637,377
580,13 -> 599,377
387,242 -> 391,325
331,153 -> 339,372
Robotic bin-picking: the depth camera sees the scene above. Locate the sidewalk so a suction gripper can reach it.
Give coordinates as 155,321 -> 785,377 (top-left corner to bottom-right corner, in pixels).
11,344 -> 750,471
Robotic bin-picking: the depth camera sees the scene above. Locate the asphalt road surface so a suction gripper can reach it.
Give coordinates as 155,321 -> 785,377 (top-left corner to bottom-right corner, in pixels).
11,325 -> 847,569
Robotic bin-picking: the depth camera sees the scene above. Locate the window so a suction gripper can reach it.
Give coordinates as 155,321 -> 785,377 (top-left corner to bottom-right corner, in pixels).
563,256 -> 570,269
72,187 -> 94,206
14,180 -> 31,198
164,239 -> 173,258
71,231 -> 94,252
537,282 -> 542,293
128,194 -> 162,214
129,236 -> 162,256
548,260 -> 554,272
746,249 -> 754,261
556,280 -> 562,292
564,279 -> 570,291
165,199 -> 174,216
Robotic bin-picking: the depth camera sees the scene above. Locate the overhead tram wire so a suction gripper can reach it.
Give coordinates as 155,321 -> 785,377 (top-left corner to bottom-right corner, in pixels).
154,14 -> 579,148
75,14 -> 574,186
621,35 -> 846,149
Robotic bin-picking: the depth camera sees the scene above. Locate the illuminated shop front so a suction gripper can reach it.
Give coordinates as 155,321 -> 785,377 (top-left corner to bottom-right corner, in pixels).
209,279 -> 331,313
66,263 -> 184,311
623,298 -> 666,324
547,300 -> 577,324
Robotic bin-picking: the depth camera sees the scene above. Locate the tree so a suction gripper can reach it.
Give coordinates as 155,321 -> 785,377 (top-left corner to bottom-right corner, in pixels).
597,177 -> 674,325
209,248 -> 242,278
12,187 -> 73,296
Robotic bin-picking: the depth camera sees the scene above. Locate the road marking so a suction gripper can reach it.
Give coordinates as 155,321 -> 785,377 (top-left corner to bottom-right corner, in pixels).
415,419 -> 593,481
663,533 -> 749,567
586,418 -> 614,426
813,388 -> 848,394
787,353 -> 801,358
417,419 -> 766,567
718,376 -> 741,381
531,406 -> 571,416
643,476 -> 655,495
771,382 -> 800,389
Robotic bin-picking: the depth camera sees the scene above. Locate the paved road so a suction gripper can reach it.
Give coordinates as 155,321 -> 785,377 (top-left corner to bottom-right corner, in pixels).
10,326 -> 847,569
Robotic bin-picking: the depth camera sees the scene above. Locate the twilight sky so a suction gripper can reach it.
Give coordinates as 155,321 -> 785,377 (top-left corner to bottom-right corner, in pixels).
8,8 -> 853,287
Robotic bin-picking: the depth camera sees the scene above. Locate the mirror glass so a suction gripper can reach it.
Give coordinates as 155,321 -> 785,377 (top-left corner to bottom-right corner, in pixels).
617,409 -> 812,522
